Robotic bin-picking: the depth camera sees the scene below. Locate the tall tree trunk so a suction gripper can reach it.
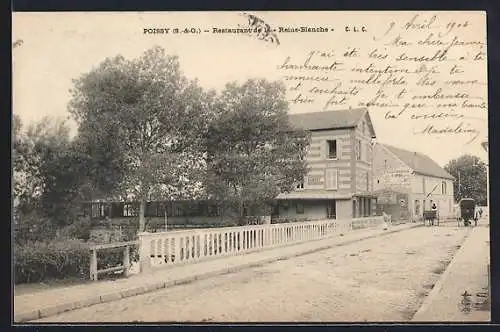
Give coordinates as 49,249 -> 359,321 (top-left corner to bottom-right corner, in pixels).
239,197 -> 245,225
164,202 -> 168,231
139,200 -> 146,232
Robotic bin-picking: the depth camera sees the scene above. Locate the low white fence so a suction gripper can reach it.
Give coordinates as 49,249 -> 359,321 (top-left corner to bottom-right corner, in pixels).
138,216 -> 384,272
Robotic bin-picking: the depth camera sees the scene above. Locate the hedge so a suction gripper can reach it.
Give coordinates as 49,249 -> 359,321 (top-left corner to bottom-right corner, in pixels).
14,238 -> 138,284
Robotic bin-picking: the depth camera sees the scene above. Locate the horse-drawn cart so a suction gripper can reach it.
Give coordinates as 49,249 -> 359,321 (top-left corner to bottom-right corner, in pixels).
423,210 -> 439,226
457,198 -> 476,227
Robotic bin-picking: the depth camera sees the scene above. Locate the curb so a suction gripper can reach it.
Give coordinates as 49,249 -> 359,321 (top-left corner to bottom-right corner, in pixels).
15,224 -> 419,323
411,226 -> 474,321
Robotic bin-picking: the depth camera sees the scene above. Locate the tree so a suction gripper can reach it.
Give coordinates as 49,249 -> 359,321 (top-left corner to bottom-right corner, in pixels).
444,154 -> 488,205
12,116 -> 87,242
204,79 -> 310,223
68,46 -> 210,232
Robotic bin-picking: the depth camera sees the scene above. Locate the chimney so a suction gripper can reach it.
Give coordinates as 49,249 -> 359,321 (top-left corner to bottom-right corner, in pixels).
413,152 -> 418,169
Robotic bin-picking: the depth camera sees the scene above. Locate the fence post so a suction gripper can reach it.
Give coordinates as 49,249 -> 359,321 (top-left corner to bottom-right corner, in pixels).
90,249 -> 98,281
138,232 -> 152,273
263,224 -> 270,246
123,245 -> 130,277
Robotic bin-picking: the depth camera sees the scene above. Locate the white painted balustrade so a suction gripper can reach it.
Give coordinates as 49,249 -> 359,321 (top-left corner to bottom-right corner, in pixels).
137,216 -> 384,273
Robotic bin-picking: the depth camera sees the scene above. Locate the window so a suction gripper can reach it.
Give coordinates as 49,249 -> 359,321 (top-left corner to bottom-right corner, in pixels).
123,203 -> 138,217
158,203 -> 167,217
91,203 -> 106,218
308,175 -> 323,186
442,181 -> 447,195
296,182 -> 305,190
325,168 -> 338,190
174,205 -> 184,217
356,140 -> 362,160
327,140 -> 337,159
296,202 -> 304,214
415,200 -> 420,215
90,203 -> 112,218
327,200 -> 336,219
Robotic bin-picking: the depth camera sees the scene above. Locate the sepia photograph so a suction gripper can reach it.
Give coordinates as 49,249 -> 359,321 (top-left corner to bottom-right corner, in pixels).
12,11 -> 489,323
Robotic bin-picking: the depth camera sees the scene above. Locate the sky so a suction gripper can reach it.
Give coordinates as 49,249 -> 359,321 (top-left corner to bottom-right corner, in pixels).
12,11 -> 489,166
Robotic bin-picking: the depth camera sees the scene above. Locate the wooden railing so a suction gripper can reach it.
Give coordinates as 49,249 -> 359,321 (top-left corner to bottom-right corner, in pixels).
89,240 -> 138,281
138,216 -> 384,272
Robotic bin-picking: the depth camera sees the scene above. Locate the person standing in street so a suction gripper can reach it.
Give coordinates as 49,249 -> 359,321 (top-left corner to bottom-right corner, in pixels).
431,202 -> 438,226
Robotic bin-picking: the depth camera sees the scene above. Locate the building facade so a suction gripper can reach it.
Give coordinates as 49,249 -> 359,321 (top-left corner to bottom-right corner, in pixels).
373,143 -> 455,221
86,108 -> 378,229
275,108 -> 377,221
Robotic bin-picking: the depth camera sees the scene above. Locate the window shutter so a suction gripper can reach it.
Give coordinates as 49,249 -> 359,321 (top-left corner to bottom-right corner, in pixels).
325,169 -> 338,190
336,140 -> 341,160
362,141 -> 366,162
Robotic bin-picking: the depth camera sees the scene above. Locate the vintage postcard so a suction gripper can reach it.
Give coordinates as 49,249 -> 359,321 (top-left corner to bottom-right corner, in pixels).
12,11 -> 489,323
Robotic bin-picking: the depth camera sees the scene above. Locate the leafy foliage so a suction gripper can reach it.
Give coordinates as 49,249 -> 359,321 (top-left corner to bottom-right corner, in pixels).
444,154 -> 488,205
68,46 -> 211,232
14,238 -> 89,284
13,116 -> 89,242
204,79 -> 310,222
14,237 -> 137,284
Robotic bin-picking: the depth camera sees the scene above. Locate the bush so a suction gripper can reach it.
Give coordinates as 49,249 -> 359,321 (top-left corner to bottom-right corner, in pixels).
14,238 -> 139,284
14,238 -> 89,284
13,210 -> 58,245
59,216 -> 93,241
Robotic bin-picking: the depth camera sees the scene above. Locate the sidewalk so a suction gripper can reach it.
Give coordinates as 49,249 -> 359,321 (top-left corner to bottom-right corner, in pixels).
412,224 -> 490,322
14,223 -> 418,323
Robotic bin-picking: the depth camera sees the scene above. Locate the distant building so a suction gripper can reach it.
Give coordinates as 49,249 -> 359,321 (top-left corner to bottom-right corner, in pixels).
275,108 -> 377,221
373,143 -> 455,221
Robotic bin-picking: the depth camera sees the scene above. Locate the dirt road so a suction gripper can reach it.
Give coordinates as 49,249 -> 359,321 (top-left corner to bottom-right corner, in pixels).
35,225 -> 470,322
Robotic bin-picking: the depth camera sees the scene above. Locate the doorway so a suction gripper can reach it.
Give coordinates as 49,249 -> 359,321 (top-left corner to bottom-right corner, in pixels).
327,200 -> 336,219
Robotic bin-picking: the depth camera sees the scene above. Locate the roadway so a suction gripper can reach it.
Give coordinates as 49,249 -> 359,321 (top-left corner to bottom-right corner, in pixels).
35,223 -> 474,322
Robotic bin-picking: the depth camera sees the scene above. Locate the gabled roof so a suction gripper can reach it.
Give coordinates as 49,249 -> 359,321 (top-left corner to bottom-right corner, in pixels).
288,108 -> 369,132
381,144 -> 454,180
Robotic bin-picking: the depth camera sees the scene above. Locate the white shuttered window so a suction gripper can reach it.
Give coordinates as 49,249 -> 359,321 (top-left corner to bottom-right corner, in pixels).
325,169 -> 338,190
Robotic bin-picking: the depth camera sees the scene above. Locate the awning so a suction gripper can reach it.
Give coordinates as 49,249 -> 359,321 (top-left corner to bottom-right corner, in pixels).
353,192 -> 379,199
276,192 -> 353,200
